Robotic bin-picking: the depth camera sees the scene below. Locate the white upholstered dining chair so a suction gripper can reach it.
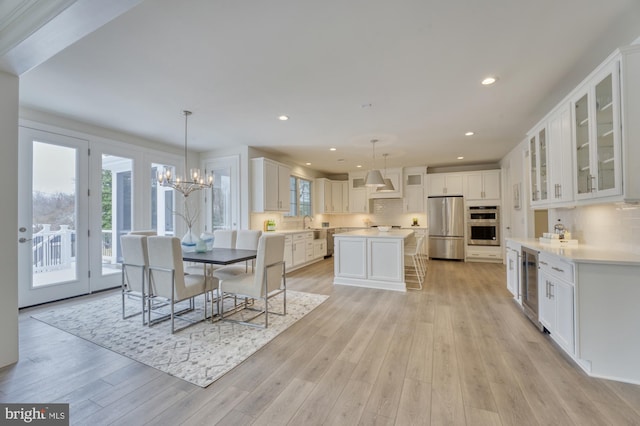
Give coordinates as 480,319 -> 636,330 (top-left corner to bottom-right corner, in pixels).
213,233 -> 286,328
147,236 -> 215,333
234,229 -> 262,271
120,234 -> 150,324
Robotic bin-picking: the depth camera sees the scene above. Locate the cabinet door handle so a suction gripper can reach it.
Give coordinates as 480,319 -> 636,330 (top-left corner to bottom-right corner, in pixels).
552,266 -> 564,273
546,280 -> 549,297
550,282 -> 554,299
540,260 -> 548,266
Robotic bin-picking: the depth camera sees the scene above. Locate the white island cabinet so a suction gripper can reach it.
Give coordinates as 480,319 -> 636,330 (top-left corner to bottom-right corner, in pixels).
334,229 -> 413,292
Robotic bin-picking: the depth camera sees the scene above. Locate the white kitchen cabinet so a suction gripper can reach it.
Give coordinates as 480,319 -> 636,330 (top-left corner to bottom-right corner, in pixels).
348,171 -> 370,213
505,241 -> 521,303
283,236 -> 293,270
427,173 -> 464,196
315,178 -> 348,214
331,180 -> 344,212
466,245 -> 502,262
465,170 -> 501,201
538,252 -> 575,355
403,167 -> 425,213
341,181 -> 349,212
573,61 -> 620,201
547,104 -> 574,204
315,178 -> 332,214
369,167 -> 403,199
251,157 -> 291,212
538,269 -> 556,331
528,125 -> 549,206
292,233 -> 309,267
525,103 -> 573,208
313,239 -> 326,259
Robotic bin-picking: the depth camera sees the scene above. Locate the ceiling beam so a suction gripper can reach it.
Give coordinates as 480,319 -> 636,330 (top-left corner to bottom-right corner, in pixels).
0,0 -> 143,76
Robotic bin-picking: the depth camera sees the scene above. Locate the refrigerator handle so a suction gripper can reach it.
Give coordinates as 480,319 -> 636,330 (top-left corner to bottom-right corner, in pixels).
443,199 -> 449,235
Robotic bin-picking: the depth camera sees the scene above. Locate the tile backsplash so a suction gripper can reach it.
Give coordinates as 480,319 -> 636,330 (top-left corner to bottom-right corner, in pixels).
550,204 -> 640,255
250,198 -> 427,231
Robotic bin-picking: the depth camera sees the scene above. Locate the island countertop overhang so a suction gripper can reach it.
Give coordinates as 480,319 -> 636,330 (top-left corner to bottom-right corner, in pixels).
335,229 -> 414,239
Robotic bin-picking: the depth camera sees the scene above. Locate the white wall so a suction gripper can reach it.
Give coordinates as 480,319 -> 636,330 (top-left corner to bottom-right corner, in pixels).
0,71 -> 19,367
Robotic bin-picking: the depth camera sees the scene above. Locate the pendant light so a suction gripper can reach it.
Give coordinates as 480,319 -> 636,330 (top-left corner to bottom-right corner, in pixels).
376,153 -> 395,192
364,139 -> 385,187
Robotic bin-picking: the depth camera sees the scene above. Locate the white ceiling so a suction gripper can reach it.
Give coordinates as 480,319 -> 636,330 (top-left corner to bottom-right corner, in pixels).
11,0 -> 640,174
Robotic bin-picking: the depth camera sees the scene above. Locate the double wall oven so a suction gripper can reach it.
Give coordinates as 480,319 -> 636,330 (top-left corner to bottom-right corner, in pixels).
467,205 -> 500,246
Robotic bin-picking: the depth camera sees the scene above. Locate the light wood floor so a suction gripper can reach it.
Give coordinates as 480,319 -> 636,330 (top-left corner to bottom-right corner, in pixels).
3,259 -> 640,425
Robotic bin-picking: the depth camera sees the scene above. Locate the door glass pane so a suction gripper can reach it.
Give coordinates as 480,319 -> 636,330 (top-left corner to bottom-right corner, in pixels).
211,167 -> 231,230
595,74 -> 615,191
152,163 -> 175,235
101,155 -> 132,276
575,93 -> 590,194
32,142 -> 77,287
539,129 -> 547,201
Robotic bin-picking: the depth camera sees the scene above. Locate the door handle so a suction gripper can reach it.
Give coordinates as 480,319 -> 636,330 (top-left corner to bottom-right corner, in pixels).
19,237 -> 32,243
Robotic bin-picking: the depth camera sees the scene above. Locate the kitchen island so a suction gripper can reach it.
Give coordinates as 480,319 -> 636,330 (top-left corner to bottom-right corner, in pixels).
334,229 -> 413,292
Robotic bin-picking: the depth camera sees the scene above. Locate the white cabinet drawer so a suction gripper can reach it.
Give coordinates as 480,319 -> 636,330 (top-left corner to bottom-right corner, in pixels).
293,232 -> 313,241
539,253 -> 574,283
284,235 -> 293,243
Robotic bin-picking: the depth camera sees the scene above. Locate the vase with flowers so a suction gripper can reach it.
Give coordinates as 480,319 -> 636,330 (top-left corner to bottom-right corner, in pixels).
174,199 -> 200,251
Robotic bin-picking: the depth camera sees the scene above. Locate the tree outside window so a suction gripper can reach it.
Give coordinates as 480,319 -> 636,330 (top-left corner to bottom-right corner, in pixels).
288,176 -> 312,217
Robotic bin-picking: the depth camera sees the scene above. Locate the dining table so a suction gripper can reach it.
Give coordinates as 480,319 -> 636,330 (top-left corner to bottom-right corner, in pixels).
182,248 -> 258,266
183,248 -> 258,321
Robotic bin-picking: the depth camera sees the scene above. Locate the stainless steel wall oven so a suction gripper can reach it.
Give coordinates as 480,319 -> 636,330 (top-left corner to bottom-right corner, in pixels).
467,206 -> 500,246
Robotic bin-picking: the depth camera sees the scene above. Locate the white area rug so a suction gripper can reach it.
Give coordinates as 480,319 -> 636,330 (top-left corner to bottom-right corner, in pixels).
32,291 -> 328,387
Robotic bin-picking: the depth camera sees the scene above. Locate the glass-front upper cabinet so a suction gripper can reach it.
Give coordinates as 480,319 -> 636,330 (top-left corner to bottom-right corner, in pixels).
529,125 -> 548,205
572,61 -> 621,200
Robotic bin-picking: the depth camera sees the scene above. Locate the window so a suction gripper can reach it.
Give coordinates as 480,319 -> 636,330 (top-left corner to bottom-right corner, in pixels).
288,176 -> 312,217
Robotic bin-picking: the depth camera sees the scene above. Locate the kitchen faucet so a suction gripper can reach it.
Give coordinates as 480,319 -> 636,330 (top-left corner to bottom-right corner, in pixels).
303,215 -> 313,229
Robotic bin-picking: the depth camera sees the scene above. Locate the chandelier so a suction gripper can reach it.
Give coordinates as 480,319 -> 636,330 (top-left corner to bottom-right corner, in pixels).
157,110 -> 213,197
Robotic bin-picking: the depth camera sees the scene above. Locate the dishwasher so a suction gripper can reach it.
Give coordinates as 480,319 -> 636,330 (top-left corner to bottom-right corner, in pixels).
325,229 -> 335,258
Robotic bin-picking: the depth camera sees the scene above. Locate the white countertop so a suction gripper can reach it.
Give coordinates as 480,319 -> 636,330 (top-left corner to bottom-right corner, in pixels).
335,229 -> 414,238
507,238 -> 640,266
268,229 -> 315,234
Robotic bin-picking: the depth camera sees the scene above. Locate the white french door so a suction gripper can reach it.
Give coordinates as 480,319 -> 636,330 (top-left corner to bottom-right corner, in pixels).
203,155 -> 240,231
89,145 -> 134,291
18,127 -> 90,307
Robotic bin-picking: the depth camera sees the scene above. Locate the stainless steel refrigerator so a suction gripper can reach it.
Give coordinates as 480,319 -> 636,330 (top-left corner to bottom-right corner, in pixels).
428,195 -> 465,260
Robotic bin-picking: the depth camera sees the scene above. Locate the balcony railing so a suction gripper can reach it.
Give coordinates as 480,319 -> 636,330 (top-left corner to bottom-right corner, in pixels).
32,226 -> 115,274
32,225 -> 75,274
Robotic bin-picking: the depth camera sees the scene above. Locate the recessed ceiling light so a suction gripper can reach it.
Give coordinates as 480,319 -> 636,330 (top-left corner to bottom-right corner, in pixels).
329,147 -> 337,151
278,115 -> 289,121
305,162 -> 311,166
481,77 -> 497,85
457,156 -> 464,160
356,165 -> 362,168
465,131 -> 475,136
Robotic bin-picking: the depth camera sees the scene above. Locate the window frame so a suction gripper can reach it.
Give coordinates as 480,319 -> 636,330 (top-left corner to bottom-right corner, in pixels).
286,175 -> 313,218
